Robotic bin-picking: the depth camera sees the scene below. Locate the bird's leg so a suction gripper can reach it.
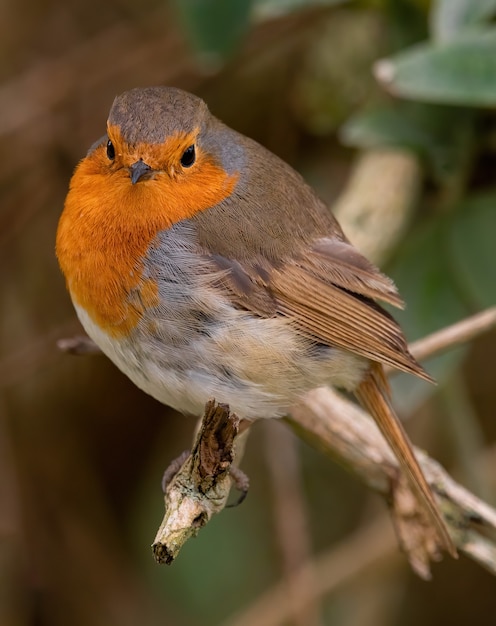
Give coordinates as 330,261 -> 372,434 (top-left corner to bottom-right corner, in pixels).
161,450 -> 190,493
226,465 -> 250,507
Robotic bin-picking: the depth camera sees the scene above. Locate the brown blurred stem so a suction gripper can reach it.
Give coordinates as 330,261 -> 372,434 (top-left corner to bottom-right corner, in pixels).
263,421 -> 323,626
333,148 -> 420,265
56,335 -> 103,355
393,306 -> 496,371
223,514 -> 400,626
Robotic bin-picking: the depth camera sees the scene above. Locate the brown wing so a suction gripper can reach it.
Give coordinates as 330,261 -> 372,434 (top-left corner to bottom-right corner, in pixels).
189,130 -> 428,380
210,237 -> 432,382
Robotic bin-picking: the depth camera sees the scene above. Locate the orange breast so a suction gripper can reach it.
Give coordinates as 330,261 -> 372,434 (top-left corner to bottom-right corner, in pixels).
56,143 -> 238,337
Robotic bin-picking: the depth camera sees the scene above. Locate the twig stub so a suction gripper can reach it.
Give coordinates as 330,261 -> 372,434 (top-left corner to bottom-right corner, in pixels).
152,400 -> 243,565
193,401 -> 239,491
56,335 -> 101,355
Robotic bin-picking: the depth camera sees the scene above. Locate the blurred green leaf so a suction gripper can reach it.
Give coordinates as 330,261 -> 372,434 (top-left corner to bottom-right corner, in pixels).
341,102 -> 474,184
431,0 -> 496,42
375,28 -> 496,107
172,0 -> 253,65
341,103 -> 445,156
448,192 -> 496,308
387,222 -> 469,413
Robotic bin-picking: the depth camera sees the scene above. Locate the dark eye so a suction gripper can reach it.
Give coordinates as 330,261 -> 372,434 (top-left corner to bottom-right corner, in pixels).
106,139 -> 115,160
180,145 -> 195,168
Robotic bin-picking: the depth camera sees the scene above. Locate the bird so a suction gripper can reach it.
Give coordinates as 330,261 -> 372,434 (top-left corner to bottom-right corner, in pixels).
56,85 -> 456,558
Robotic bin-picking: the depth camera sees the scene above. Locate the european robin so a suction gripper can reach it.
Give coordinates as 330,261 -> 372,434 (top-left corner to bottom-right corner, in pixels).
56,86 -> 455,557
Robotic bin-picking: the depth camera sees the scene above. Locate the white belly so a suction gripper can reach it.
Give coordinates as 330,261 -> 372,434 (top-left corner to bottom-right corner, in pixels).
74,301 -> 367,421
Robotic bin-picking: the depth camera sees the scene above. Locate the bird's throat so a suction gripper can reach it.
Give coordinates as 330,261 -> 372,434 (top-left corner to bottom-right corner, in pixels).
56,152 -> 237,337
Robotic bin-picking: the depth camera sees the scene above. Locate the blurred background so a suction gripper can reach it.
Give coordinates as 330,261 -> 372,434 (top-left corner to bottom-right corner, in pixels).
1,0 -> 496,624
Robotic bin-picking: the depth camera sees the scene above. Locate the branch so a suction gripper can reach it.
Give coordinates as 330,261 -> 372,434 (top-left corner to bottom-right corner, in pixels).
152,401 -> 248,564
289,388 -> 496,579
56,335 -> 103,355
333,148 -> 421,265
404,306 -> 496,365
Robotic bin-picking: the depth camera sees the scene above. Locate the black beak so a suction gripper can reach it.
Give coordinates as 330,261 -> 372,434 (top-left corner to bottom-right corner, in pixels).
129,159 -> 152,184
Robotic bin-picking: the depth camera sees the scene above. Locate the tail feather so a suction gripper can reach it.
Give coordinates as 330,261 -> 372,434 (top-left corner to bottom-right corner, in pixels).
356,364 -> 457,558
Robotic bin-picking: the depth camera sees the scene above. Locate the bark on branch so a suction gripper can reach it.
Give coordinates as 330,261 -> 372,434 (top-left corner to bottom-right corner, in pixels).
290,388 -> 496,579
152,401 -> 248,564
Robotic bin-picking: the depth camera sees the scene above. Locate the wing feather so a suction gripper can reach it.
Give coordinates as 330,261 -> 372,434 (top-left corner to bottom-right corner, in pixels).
272,262 -> 430,380
307,239 -> 404,308
208,236 -> 431,381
